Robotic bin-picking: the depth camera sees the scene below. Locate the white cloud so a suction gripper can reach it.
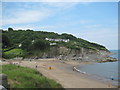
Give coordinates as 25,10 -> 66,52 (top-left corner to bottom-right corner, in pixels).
2,2 -> 79,25
3,9 -> 52,25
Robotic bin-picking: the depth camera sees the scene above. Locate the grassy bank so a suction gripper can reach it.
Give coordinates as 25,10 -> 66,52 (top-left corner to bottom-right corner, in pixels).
3,49 -> 25,59
2,64 -> 63,88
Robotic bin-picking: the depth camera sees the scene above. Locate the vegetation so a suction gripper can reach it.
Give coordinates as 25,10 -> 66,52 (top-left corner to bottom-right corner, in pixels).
2,34 -> 12,48
2,28 -> 108,59
3,49 -> 25,59
1,64 -> 63,88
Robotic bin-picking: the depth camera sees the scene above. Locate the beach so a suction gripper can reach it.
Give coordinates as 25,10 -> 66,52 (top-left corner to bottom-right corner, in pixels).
5,59 -> 115,88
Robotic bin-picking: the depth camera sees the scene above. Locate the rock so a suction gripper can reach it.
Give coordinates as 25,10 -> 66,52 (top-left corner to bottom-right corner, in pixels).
106,57 -> 117,62
0,74 -> 9,88
0,85 -> 7,90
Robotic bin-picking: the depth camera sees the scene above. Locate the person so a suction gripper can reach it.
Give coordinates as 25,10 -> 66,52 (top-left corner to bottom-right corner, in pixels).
36,65 -> 37,68
49,67 -> 51,69
73,66 -> 75,71
110,76 -> 114,80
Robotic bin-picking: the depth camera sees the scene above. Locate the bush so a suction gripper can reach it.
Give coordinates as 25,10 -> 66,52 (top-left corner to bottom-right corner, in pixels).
3,49 -> 24,59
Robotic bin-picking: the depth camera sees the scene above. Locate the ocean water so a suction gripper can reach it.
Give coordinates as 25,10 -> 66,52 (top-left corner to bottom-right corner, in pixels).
110,50 -> 118,59
77,50 -> 119,86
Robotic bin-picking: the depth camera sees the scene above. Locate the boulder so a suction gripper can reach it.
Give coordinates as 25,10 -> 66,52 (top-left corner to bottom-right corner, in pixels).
0,74 -> 9,88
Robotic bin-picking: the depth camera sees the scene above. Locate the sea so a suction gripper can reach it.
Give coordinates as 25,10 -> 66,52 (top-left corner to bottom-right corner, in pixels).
76,50 -> 119,86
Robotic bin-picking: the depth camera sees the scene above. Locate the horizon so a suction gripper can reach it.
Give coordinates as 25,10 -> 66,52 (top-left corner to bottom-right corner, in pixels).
2,2 -> 118,50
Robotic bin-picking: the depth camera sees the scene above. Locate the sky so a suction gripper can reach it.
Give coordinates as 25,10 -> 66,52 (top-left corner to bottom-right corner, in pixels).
1,1 -> 118,50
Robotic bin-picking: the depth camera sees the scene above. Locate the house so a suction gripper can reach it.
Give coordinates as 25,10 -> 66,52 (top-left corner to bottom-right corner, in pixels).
50,43 -> 56,45
45,38 -> 70,42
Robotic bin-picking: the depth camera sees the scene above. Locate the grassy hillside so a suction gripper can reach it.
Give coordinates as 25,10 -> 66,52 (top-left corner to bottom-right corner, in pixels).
2,28 -> 108,58
3,49 -> 25,59
1,64 -> 63,88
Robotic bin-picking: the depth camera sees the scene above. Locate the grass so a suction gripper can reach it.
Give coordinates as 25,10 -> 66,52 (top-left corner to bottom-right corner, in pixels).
3,49 -> 24,59
2,64 -> 63,88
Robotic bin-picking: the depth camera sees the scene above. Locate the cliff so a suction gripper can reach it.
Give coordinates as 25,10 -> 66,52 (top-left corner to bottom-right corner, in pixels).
29,46 -> 117,62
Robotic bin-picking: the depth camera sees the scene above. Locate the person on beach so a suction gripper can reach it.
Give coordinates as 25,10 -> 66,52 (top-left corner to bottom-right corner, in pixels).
110,76 -> 114,80
36,65 -> 38,68
73,66 -> 75,71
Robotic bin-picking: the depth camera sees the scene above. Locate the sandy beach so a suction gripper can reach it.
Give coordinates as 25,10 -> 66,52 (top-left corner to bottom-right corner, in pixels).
2,59 -> 116,88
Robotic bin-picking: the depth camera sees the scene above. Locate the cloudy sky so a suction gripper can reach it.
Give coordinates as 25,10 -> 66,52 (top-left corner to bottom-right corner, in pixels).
2,1 -> 118,50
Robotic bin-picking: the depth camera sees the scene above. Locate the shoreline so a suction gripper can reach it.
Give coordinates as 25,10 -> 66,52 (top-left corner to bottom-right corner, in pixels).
2,59 -> 117,88
74,64 -> 117,86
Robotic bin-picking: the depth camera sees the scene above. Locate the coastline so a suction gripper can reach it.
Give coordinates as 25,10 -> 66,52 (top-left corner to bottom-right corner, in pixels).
63,60 -> 118,87
2,59 -> 116,88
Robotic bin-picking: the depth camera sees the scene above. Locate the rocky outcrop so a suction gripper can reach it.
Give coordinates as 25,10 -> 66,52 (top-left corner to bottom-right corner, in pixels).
98,57 -> 117,63
32,46 -> 117,62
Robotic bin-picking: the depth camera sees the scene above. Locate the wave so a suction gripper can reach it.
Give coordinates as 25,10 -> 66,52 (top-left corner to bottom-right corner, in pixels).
73,66 -> 87,74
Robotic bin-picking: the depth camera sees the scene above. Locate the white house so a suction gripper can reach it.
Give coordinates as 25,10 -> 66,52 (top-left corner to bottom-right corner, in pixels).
45,38 -> 70,42
50,43 -> 56,45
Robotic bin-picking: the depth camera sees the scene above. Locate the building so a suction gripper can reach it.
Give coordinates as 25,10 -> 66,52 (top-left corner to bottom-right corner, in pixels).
45,38 -> 70,42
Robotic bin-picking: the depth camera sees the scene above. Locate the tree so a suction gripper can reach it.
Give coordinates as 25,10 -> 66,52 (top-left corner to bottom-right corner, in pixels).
21,39 -> 32,50
32,39 -> 50,51
2,34 -> 11,48
60,33 -> 76,40
8,27 -> 13,32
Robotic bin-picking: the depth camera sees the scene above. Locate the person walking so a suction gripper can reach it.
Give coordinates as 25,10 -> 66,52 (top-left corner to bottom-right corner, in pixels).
35,65 -> 38,68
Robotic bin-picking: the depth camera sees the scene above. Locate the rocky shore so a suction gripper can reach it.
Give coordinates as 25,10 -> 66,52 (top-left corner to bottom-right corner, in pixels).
25,47 -> 117,63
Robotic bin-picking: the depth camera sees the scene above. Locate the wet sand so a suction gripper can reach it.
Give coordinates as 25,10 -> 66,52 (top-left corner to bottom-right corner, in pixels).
2,59 -> 116,88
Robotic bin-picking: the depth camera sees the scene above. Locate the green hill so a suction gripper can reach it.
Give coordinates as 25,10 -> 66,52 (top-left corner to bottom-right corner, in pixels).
2,28 -> 108,59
